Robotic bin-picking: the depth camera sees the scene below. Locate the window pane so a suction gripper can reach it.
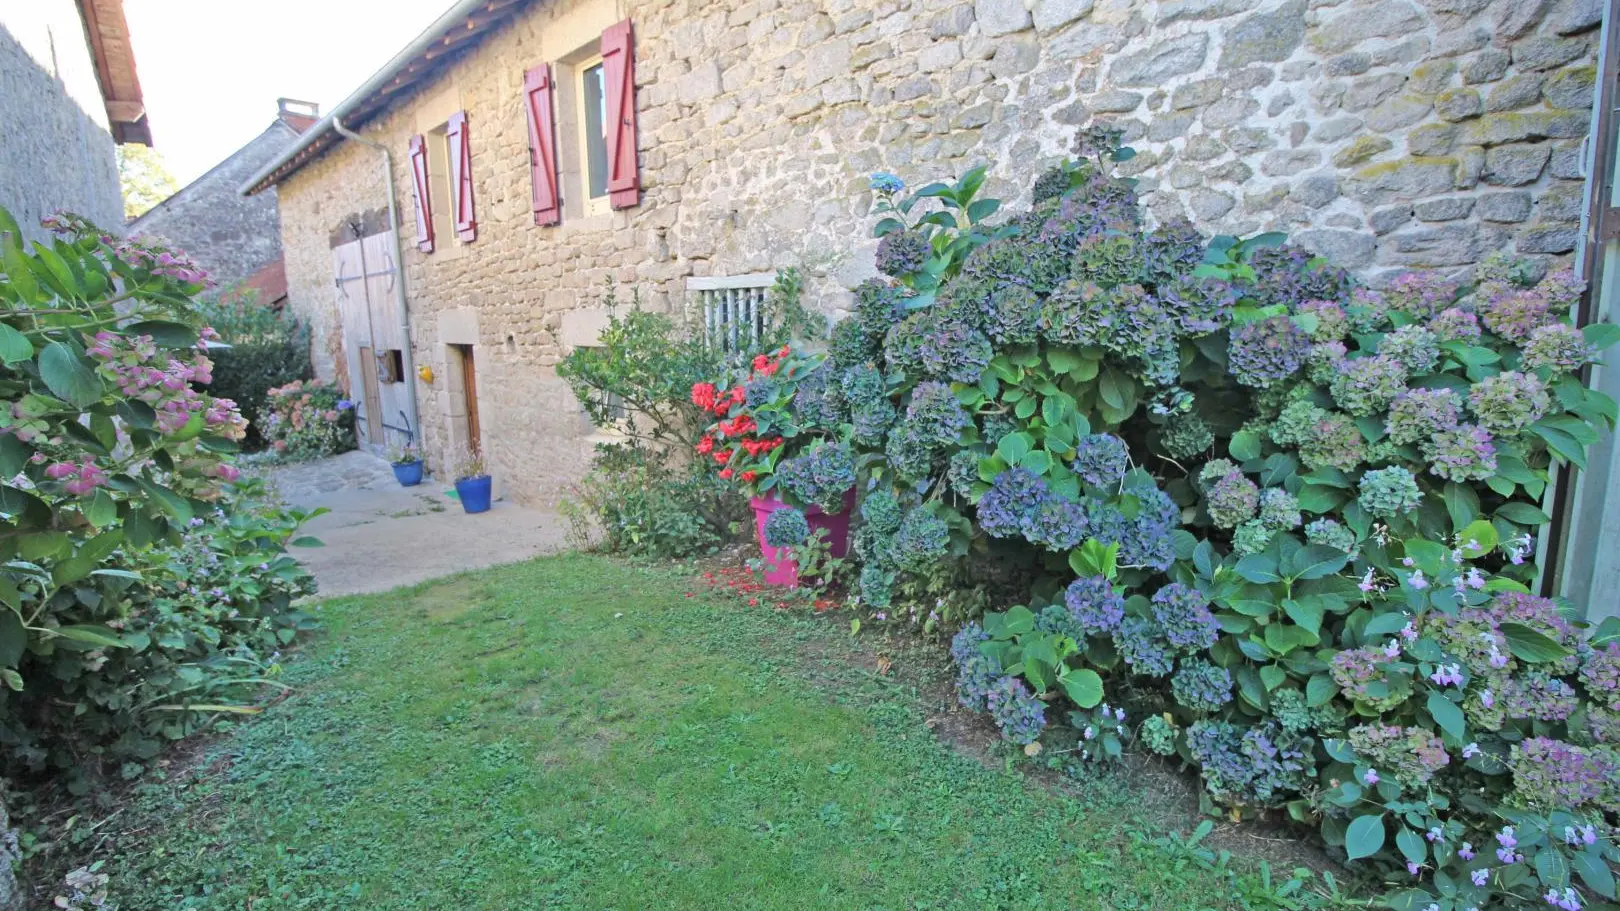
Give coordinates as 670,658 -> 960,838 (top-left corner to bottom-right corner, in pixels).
583,63 -> 608,200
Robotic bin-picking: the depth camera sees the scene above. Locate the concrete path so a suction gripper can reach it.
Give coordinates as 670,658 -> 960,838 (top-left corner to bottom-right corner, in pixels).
264,451 -> 569,598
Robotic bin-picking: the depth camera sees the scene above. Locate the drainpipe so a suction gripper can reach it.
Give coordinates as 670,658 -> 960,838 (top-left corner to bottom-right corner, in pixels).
332,116 -> 421,446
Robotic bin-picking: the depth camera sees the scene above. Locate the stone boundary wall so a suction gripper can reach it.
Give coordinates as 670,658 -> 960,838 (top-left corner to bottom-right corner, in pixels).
275,0 -> 1603,505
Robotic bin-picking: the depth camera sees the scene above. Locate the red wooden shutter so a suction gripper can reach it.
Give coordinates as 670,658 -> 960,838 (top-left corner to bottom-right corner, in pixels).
601,19 -> 640,210
524,64 -> 561,226
447,110 -> 477,242
407,134 -> 434,254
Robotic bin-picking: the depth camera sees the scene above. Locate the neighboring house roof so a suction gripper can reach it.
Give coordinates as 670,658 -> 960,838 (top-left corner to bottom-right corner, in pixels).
242,259 -> 290,306
131,100 -> 320,232
240,0 -> 530,196
76,0 -> 151,145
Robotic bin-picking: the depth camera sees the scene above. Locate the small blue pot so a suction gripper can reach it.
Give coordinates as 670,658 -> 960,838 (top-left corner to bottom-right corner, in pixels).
455,475 -> 492,514
392,460 -> 424,487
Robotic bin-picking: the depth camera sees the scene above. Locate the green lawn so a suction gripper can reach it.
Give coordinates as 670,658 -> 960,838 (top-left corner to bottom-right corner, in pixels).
105,554 -> 1305,910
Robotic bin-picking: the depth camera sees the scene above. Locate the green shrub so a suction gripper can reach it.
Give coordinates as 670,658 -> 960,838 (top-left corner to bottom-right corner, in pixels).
0,209 -> 321,787
197,286 -> 312,450
561,444 -> 740,560
558,294 -> 746,557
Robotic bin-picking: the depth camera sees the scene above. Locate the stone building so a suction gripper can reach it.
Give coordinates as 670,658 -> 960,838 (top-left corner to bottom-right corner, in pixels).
131,99 -> 319,296
245,0 -> 1605,513
0,0 -> 150,245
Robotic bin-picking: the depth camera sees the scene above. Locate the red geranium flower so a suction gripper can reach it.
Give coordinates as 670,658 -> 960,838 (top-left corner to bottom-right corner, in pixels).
740,471 -> 757,482
719,468 -> 733,479
696,436 -> 715,455
752,354 -> 771,371
690,382 -> 717,409
712,448 -> 732,465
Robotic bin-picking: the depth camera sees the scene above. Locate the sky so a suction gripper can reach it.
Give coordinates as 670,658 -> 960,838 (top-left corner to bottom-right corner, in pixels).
124,0 -> 454,185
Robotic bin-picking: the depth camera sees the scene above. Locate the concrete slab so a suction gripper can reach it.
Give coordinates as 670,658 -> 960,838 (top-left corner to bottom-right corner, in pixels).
264,452 -> 569,598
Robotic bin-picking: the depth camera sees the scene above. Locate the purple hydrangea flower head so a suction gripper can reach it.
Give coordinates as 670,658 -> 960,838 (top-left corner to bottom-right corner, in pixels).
1023,495 -> 1089,551
1422,424 -> 1497,482
1431,306 -> 1483,344
1299,413 -> 1366,472
1329,354 -> 1407,416
986,676 -> 1047,744
1298,299 -> 1350,342
1306,340 -> 1348,385
977,468 -> 1049,539
1379,324 -> 1441,373
1468,370 -> 1550,435
1154,275 -> 1236,336
1071,433 -> 1129,488
905,381 -> 974,446
1386,388 -> 1462,445
1385,271 -> 1459,320
1347,724 -> 1450,786
1114,617 -> 1175,677
1538,267 -> 1585,311
1151,583 -> 1218,652
1228,316 -> 1311,389
1481,288 -> 1554,341
1202,466 -> 1259,529
1332,648 -> 1405,711
1521,322 -> 1598,373
1065,575 -> 1126,635
1172,659 -> 1234,713
1500,671 -> 1579,722
1509,737 -> 1614,812
875,230 -> 930,278
950,622 -> 1000,711
1257,488 -> 1301,530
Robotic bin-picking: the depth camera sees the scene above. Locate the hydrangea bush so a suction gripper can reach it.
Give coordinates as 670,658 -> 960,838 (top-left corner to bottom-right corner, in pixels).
0,208 -> 321,783
715,130 -> 1620,907
256,379 -> 355,461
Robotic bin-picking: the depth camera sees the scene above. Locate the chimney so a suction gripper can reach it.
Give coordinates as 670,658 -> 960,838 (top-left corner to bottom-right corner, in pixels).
276,97 -> 321,132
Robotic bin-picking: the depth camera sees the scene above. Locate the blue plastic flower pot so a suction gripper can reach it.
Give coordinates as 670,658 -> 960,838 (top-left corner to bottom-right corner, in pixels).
392,460 -> 424,487
455,475 -> 492,514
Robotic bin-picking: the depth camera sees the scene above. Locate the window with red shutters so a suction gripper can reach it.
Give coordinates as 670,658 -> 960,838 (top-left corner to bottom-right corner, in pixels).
601,19 -> 639,210
524,65 -> 562,227
446,111 -> 477,242
408,134 -> 434,254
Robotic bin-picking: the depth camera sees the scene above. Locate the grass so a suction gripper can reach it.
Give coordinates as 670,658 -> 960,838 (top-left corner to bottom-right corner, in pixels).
100,554 -> 1312,910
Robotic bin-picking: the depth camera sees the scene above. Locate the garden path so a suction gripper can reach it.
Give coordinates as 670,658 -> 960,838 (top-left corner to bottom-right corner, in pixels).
264,451 -> 568,598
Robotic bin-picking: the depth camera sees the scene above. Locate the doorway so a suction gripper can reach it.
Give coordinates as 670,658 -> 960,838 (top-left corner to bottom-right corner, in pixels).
448,343 -> 481,456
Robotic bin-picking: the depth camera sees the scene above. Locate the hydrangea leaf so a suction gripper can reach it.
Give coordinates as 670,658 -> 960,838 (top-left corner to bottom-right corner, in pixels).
1345,814 -> 1386,861
1059,668 -> 1103,708
39,341 -> 103,408
1536,849 -> 1570,894
1456,520 -> 1497,558
1425,690 -> 1466,742
1494,502 -> 1549,526
1296,484 -> 1347,514
1573,849 -> 1616,899
1498,621 -> 1572,663
1228,430 -> 1261,461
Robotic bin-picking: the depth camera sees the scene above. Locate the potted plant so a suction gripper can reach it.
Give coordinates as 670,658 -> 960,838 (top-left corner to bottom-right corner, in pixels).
450,446 -> 492,514
693,345 -> 854,586
387,441 -> 424,487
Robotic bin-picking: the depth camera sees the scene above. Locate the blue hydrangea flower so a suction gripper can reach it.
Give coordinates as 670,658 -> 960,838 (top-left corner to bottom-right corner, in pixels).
977,469 -> 1049,539
870,172 -> 904,194
1151,583 -> 1219,652
1172,659 -> 1234,714
777,441 -> 855,513
1114,617 -> 1175,677
1065,575 -> 1126,635
1228,316 -> 1310,389
763,507 -> 810,548
1071,433 -> 1129,488
986,676 -> 1047,744
893,508 -> 950,572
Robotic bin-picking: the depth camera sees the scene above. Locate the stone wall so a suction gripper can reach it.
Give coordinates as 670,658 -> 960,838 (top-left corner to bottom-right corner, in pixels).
130,121 -> 299,292
0,0 -> 123,245
274,0 -> 1603,507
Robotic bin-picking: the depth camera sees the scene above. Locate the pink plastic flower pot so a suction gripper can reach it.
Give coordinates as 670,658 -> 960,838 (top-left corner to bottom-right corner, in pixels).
749,490 -> 854,587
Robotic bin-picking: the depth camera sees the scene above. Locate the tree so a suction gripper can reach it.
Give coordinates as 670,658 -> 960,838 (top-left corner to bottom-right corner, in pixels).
116,144 -> 181,220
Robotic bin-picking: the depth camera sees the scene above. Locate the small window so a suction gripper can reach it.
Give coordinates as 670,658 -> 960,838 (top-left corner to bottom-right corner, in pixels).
576,56 -> 611,217
688,274 -> 777,355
